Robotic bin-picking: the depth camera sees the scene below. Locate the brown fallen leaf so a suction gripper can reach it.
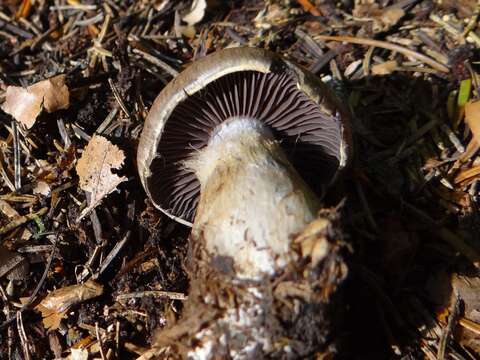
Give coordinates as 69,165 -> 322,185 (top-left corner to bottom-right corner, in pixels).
35,279 -> 103,331
1,75 -> 69,129
76,135 -> 127,220
465,100 -> 480,145
371,60 -> 398,75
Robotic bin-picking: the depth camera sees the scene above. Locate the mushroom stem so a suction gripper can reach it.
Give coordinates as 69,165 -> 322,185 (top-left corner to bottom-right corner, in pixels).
160,117 -> 345,359
185,117 -> 321,279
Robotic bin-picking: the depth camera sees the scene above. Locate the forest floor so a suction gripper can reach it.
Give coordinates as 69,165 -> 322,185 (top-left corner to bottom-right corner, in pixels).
0,0 -> 480,359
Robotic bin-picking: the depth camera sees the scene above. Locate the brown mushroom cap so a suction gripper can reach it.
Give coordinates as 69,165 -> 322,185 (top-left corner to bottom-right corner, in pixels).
137,47 -> 352,226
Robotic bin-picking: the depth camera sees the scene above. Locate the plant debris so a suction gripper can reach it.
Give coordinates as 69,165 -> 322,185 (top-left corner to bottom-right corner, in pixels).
2,75 -> 69,129
35,279 -> 103,331
76,135 -> 127,220
0,0 -> 479,358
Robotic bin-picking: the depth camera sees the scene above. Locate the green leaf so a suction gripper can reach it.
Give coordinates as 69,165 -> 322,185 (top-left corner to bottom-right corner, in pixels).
458,78 -> 472,107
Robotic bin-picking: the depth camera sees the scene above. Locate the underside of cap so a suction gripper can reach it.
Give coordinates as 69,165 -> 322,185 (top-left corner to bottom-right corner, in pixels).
137,48 -> 352,226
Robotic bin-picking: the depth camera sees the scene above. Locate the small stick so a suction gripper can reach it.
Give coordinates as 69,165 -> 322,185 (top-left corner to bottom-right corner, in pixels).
96,106 -> 119,135
96,322 -> 107,360
12,121 -> 21,191
95,231 -> 131,278
316,35 -> 450,73
459,317 -> 480,335
108,78 -> 131,118
0,237 -> 57,331
296,0 -> 322,16
116,290 -> 188,302
132,48 -> 179,77
16,311 -> 31,360
0,154 -> 15,192
0,207 -> 48,235
437,294 -> 460,360
0,18 -> 33,39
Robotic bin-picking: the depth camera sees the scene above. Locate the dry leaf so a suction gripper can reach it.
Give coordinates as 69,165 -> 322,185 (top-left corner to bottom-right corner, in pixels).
465,100 -> 480,145
182,0 -> 207,25
371,60 -> 398,75
294,218 -> 330,267
1,75 -> 69,129
76,135 -> 127,220
35,280 -> 103,331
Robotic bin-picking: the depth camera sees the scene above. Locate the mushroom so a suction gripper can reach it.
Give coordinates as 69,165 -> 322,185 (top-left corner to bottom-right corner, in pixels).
137,47 -> 352,358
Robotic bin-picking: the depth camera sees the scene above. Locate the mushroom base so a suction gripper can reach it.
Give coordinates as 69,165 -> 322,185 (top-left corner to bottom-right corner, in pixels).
153,210 -> 348,359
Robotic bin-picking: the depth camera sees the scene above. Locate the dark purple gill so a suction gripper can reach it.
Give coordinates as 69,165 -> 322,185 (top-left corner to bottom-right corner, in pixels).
147,70 -> 344,222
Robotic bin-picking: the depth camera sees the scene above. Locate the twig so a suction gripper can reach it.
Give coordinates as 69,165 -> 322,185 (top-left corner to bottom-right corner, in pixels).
108,78 -> 131,118
96,106 -> 119,135
0,18 -> 33,39
437,293 -> 460,359
0,151 -> 15,192
0,207 -> 48,235
316,35 -> 450,73
94,231 -> 131,278
0,239 -> 57,331
12,121 -> 21,191
16,311 -> 31,360
296,0 -> 322,16
96,322 -> 107,360
459,317 -> 480,335
116,290 -> 188,302
132,48 -> 179,77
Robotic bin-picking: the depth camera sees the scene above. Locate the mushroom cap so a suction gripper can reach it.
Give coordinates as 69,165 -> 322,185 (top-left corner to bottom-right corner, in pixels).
137,47 -> 352,226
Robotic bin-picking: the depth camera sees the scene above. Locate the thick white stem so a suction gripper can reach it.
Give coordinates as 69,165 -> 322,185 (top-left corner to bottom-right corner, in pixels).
181,118 -> 326,359
186,117 -> 321,279
152,118 -> 343,360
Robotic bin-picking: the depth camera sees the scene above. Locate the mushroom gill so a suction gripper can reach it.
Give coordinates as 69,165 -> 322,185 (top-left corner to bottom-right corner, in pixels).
147,70 -> 344,222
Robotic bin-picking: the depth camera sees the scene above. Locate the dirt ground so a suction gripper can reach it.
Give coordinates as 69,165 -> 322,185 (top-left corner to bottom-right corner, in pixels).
0,0 -> 480,359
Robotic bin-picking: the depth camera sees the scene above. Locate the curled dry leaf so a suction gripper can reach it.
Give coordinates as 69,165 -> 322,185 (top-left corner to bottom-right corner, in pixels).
35,279 -> 104,331
1,75 -> 69,129
465,100 -> 480,145
182,0 -> 207,25
76,135 -> 127,221
294,217 -> 331,267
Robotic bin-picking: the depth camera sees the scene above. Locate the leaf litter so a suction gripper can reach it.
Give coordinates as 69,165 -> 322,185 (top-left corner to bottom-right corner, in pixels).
2,75 -> 70,129
0,0 -> 479,359
75,135 -> 127,221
